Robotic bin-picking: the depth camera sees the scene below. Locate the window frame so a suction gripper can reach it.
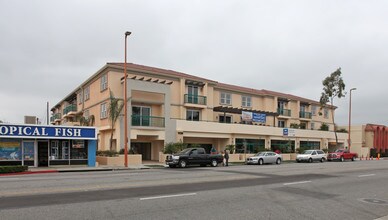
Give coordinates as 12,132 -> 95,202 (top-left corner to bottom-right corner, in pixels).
100,102 -> 107,119
84,86 -> 90,101
242,96 -> 252,107
186,109 -> 200,121
100,74 -> 108,92
220,92 -> 232,105
324,108 -> 329,119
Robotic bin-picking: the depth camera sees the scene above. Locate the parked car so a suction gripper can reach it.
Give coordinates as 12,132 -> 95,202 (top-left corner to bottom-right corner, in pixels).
296,150 -> 326,163
165,148 -> 224,168
247,151 -> 282,165
327,149 -> 358,162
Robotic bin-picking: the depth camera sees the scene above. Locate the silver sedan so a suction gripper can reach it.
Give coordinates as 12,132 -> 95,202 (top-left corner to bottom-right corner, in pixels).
247,151 -> 282,165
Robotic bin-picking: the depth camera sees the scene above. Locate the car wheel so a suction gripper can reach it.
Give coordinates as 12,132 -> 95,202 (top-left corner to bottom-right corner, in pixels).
351,156 -> 355,161
296,160 -> 300,163
179,160 -> 187,168
320,158 -> 325,163
276,158 -> 281,165
211,159 -> 218,167
340,156 -> 344,162
308,158 -> 313,163
259,159 -> 264,165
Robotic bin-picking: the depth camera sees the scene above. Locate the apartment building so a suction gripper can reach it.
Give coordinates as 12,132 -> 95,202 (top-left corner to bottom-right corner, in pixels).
51,63 -> 347,161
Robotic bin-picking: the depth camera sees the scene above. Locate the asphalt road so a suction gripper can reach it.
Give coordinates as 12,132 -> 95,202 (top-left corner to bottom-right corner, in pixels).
1,160 -> 388,220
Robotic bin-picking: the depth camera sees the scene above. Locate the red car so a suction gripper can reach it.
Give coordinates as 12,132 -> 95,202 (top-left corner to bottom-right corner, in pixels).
327,149 -> 358,162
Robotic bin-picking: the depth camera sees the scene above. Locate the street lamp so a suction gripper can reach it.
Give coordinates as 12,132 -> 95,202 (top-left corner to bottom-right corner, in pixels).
124,31 -> 131,167
348,88 -> 356,151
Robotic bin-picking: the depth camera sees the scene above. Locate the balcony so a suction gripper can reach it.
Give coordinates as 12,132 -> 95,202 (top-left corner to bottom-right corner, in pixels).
277,108 -> 291,117
184,94 -> 207,106
299,111 -> 312,119
63,104 -> 77,116
50,113 -> 62,123
131,115 -> 165,127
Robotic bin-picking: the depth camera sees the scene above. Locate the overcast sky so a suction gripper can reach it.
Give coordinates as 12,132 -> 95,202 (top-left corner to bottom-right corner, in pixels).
0,0 -> 387,126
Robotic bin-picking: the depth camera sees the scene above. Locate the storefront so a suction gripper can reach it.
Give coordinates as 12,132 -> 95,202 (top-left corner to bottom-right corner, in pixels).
0,124 -> 97,167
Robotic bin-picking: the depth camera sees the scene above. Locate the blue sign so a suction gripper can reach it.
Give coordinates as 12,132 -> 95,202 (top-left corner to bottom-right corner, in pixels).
252,113 -> 266,123
283,128 -> 288,136
0,124 -> 97,140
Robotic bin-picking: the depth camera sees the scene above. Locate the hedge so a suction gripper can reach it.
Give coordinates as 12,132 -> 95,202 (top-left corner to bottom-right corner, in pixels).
0,165 -> 28,174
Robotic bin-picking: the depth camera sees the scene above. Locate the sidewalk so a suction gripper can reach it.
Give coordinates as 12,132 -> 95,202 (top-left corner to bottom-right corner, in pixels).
0,162 -> 166,176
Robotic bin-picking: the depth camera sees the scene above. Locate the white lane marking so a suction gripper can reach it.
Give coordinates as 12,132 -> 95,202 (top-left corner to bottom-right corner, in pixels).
140,193 -> 197,201
283,181 -> 312,186
358,174 -> 376,177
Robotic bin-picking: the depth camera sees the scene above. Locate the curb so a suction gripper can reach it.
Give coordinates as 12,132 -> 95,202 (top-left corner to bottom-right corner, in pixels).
0,170 -> 58,176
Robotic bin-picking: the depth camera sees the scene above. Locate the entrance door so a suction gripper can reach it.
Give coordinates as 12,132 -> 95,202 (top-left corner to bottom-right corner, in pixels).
131,143 -> 151,160
38,141 -> 49,167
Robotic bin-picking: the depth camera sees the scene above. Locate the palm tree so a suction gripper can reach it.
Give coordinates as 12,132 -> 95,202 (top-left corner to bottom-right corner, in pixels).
80,115 -> 95,126
108,90 -> 124,151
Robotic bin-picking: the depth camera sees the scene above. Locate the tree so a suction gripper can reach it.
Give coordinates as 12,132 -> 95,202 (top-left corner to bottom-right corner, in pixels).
80,115 -> 95,126
319,68 -> 346,147
108,90 -> 124,151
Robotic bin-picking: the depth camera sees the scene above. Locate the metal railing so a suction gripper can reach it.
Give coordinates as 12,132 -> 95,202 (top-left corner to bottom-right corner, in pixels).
131,115 -> 165,127
184,94 -> 207,105
63,104 -> 77,115
277,108 -> 291,117
299,111 -> 312,119
50,113 -> 62,122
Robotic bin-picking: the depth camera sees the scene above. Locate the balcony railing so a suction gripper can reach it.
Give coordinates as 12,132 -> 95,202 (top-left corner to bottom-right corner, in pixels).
299,111 -> 312,119
50,113 -> 62,122
63,104 -> 77,115
184,94 -> 207,105
131,115 -> 165,127
277,108 -> 291,117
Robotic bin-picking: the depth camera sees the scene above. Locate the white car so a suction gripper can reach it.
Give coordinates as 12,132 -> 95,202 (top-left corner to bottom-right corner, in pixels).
247,151 -> 282,165
296,150 -> 326,163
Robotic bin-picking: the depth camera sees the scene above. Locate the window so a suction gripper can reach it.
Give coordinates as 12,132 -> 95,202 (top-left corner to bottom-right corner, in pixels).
300,105 -> 306,112
84,86 -> 90,101
278,101 -> 286,109
220,92 -> 231,105
186,110 -> 200,121
71,140 -> 87,159
278,120 -> 285,128
242,96 -> 251,107
324,108 -> 329,119
300,122 -> 307,129
219,115 -> 232,123
78,92 -> 83,104
311,122 -> 315,130
100,103 -> 107,119
100,74 -> 108,91
132,106 -> 151,126
311,106 -> 317,116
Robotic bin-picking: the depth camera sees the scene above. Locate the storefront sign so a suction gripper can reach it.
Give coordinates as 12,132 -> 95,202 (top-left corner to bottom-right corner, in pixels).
0,124 -> 97,140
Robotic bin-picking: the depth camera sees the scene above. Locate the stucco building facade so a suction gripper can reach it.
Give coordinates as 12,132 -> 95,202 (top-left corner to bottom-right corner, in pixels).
51,63 -> 347,161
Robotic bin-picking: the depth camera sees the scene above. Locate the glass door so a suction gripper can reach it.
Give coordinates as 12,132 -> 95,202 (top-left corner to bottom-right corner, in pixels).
188,85 -> 199,104
132,106 -> 151,126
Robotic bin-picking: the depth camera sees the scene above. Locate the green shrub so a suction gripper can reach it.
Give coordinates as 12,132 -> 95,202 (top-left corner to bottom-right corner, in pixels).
0,166 -> 28,174
226,144 -> 235,154
290,123 -> 300,129
163,141 -> 187,154
96,150 -> 119,157
319,123 -> 329,131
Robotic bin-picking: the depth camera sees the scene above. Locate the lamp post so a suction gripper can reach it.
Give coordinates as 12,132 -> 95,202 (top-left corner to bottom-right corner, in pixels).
348,88 -> 356,151
124,31 -> 131,167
